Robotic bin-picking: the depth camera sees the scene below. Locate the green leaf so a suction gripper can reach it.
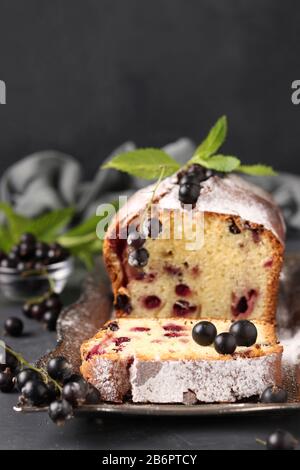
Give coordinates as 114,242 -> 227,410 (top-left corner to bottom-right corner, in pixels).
0,202 -> 29,242
102,148 -> 180,179
237,164 -> 277,176
192,116 -> 228,161
197,154 -> 241,173
24,208 -> 75,241
0,225 -> 13,252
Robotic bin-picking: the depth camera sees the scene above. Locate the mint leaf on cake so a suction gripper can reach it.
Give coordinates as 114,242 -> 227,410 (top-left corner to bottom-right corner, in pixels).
102,148 -> 180,179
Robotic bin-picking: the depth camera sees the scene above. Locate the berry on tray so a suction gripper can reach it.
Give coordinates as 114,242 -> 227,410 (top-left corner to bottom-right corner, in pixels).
21,379 -> 50,405
48,399 -> 73,426
47,357 -> 73,382
266,430 -> 298,450
16,369 -> 42,392
260,385 -> 288,404
0,370 -> 15,393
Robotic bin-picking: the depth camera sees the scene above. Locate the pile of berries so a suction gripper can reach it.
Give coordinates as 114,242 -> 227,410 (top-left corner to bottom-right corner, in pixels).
178,164 -> 211,205
0,233 -> 69,271
0,352 -> 101,426
22,292 -> 63,332
192,319 -> 258,354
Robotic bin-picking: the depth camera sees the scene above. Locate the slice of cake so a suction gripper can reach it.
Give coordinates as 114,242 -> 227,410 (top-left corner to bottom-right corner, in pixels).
80,318 -> 283,404
104,167 -> 285,322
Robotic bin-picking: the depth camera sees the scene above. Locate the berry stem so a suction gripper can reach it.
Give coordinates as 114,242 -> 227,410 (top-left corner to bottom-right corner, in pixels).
3,345 -> 62,392
255,438 -> 267,447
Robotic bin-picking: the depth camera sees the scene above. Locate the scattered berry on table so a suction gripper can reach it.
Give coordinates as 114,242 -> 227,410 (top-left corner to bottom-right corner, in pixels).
261,385 -> 288,404
214,333 -> 237,355
30,303 -> 45,321
4,317 -> 24,337
47,356 -> 73,382
229,320 -> 258,347
48,399 -> 73,426
0,370 -> 15,393
266,430 -> 298,450
192,321 -> 217,346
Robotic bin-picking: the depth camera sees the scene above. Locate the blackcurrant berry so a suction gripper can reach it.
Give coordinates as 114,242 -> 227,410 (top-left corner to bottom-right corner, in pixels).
44,293 -> 62,313
114,294 -> 132,313
266,430 -> 298,450
47,357 -> 72,382
22,380 -> 49,405
127,231 -> 146,249
19,242 -> 35,260
261,385 -> 288,404
0,370 -> 15,392
20,233 -> 36,244
22,302 -> 33,319
4,317 -> 23,337
47,382 -> 60,402
180,173 -> 202,186
0,258 -> 17,269
178,183 -> 200,205
16,369 -> 42,392
186,164 -> 208,180
48,399 -> 73,426
142,218 -> 162,239
62,380 -> 87,406
0,349 -> 19,371
42,310 -> 59,331
192,321 -> 217,346
30,302 -> 45,321
85,385 -> 101,404
214,333 -> 237,355
35,242 -> 48,260
230,320 -> 258,347
128,248 -> 149,267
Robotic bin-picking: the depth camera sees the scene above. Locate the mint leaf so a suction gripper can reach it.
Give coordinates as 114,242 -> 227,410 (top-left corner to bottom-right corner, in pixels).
237,164 -> 277,176
197,154 -> 241,172
191,115 -> 228,161
0,225 -> 13,252
25,208 -> 75,241
102,148 -> 180,179
0,202 -> 29,243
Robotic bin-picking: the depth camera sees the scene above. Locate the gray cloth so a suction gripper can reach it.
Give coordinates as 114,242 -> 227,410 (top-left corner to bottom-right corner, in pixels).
0,140 -> 299,232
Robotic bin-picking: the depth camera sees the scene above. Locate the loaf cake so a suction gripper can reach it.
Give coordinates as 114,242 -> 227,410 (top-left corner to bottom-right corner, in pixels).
80,318 -> 283,403
104,167 -> 285,322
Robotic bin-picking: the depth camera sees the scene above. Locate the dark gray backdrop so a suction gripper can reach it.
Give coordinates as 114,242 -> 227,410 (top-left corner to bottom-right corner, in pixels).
0,0 -> 300,177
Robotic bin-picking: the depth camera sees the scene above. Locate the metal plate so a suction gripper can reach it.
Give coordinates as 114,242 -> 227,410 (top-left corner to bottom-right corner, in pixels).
17,255 -> 300,417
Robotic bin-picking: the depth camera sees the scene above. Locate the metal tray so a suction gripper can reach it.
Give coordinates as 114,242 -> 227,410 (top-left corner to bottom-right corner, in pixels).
17,254 -> 300,416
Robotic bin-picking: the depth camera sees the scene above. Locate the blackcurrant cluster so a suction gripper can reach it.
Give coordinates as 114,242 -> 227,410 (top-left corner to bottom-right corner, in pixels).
0,352 -> 101,426
127,218 -> 162,269
22,292 -> 63,331
0,233 -> 69,271
178,164 -> 210,205
192,319 -> 258,355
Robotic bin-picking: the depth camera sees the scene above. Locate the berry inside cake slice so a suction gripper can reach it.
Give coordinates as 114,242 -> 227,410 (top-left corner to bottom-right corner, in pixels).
80,318 -> 283,404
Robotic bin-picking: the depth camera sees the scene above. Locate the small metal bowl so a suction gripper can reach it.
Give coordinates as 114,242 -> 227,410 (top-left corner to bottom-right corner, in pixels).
0,258 -> 74,301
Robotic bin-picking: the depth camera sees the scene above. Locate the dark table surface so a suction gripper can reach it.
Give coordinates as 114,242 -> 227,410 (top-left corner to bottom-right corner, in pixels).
1,250 -> 300,451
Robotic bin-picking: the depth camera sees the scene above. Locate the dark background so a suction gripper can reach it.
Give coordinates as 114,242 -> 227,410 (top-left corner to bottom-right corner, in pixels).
0,0 -> 300,178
